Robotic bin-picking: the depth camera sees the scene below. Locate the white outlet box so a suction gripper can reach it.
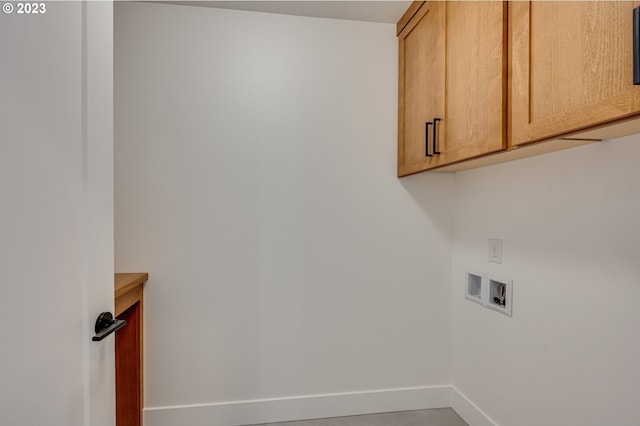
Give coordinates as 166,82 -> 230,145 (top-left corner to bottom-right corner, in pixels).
488,239 -> 503,263
465,270 -> 487,306
487,276 -> 513,317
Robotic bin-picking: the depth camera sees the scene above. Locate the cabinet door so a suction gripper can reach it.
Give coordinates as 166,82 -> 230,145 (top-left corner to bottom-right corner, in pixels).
398,2 -> 507,176
511,1 -> 640,146
398,1 -> 445,177
437,2 -> 507,168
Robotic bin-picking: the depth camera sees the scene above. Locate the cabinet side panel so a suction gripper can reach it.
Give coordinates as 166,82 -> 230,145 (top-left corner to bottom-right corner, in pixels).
116,303 -> 142,426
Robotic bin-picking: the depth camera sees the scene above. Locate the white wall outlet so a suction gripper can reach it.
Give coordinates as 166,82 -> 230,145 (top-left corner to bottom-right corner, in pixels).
487,276 -> 512,317
465,270 -> 487,306
488,239 -> 503,263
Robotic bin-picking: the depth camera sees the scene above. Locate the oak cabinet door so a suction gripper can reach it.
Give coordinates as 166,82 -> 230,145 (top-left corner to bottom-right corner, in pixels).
511,1 -> 640,146
398,1 -> 445,176
398,2 -> 507,176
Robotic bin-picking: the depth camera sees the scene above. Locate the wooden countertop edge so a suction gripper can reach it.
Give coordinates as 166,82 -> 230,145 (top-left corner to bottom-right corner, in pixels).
114,272 -> 149,299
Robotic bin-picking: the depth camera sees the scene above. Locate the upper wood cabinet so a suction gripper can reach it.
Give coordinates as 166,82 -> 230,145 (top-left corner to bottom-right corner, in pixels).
510,1 -> 640,146
397,1 -> 507,176
398,1 -> 640,173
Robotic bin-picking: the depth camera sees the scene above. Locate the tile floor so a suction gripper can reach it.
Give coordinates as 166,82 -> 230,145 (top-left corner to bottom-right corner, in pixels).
246,408 -> 468,426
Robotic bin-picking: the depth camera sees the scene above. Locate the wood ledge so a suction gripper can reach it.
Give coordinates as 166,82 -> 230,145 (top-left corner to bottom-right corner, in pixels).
115,273 -> 148,316
115,273 -> 148,299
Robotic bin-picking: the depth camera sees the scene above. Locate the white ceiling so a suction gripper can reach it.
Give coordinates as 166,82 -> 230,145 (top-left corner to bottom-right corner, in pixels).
150,1 -> 412,24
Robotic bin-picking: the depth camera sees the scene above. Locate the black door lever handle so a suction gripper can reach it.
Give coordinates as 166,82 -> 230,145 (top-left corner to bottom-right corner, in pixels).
92,312 -> 126,342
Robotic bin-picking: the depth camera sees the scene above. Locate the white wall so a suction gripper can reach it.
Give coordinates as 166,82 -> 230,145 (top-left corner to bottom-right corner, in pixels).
114,3 -> 454,424
451,135 -> 640,425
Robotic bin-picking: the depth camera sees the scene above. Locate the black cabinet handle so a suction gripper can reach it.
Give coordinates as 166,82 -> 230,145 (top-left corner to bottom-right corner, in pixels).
634,7 -> 640,85
432,118 -> 441,155
425,121 -> 433,157
92,312 -> 126,342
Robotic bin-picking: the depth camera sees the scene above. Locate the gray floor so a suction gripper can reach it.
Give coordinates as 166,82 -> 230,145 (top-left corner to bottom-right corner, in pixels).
247,408 -> 468,426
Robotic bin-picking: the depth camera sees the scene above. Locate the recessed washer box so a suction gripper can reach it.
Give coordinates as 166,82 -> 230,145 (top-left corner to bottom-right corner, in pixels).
487,276 -> 513,317
465,270 -> 487,306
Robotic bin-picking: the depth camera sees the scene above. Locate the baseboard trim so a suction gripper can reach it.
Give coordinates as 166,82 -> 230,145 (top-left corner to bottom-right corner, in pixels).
144,385 -> 451,426
450,386 -> 497,426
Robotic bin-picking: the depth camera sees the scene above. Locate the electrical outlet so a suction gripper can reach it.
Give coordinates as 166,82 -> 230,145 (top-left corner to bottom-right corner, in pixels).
488,239 -> 503,263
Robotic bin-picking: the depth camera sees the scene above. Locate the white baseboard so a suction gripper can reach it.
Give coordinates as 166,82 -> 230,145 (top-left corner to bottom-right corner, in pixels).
144,385 -> 497,426
449,386 -> 497,426
144,385 -> 451,426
